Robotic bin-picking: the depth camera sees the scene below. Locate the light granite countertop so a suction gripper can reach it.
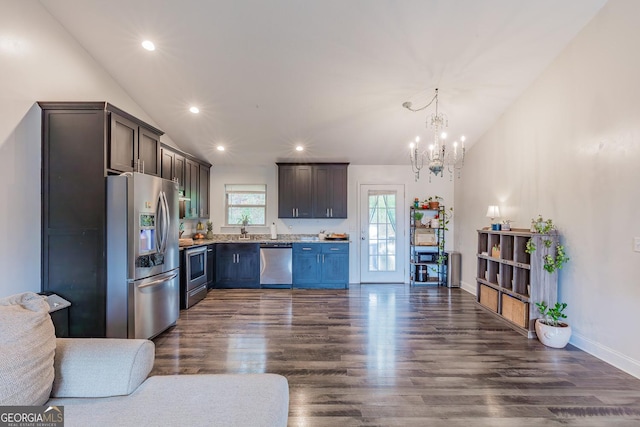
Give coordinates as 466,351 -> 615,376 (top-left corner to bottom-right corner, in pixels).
179,234 -> 350,249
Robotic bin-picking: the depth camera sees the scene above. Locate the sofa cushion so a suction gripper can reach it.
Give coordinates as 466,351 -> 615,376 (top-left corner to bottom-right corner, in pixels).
51,338 -> 155,398
47,374 -> 289,427
0,292 -> 56,406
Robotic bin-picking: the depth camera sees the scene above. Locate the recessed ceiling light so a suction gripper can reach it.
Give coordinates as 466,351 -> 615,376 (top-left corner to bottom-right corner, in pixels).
141,40 -> 155,51
189,106 -> 200,114
216,145 -> 225,152
295,145 -> 304,152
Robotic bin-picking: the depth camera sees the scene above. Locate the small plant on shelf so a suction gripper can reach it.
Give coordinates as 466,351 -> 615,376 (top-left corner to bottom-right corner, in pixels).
427,195 -> 442,209
525,215 -> 569,273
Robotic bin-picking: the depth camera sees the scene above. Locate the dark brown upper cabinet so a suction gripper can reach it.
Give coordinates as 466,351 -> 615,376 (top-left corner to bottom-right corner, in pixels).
138,127 -> 161,176
108,105 -> 162,176
109,113 -> 136,172
277,164 -> 313,218
277,163 -> 348,219
162,144 -> 211,219
313,164 -> 347,218
199,163 -> 210,218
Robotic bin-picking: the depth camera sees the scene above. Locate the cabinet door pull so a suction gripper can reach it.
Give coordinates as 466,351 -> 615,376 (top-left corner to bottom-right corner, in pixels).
322,254 -> 325,263
302,247 -> 312,251
326,208 -> 329,217
330,208 -> 333,217
330,248 -> 340,251
237,253 -> 240,263
292,208 -> 295,217
317,254 -> 320,263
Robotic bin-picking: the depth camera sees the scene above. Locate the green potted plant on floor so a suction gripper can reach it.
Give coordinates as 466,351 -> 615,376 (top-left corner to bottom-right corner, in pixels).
535,301 -> 571,348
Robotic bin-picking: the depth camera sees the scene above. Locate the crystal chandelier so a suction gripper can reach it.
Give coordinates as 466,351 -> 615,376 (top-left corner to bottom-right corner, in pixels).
403,88 -> 465,181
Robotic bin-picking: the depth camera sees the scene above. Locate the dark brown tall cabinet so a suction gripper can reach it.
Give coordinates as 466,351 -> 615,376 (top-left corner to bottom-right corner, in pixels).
39,102 -> 165,337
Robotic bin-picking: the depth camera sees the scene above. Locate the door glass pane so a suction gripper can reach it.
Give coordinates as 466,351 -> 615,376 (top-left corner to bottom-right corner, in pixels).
367,192 -> 397,272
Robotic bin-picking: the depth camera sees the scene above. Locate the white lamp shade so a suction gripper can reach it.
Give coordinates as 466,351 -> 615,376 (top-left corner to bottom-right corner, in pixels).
486,205 -> 500,219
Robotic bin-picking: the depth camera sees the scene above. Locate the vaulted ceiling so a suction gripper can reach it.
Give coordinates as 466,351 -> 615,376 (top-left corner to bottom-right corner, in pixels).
40,0 -> 606,166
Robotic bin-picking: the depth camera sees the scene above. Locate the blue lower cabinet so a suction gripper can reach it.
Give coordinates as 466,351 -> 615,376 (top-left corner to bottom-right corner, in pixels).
293,243 -> 349,289
214,243 -> 260,288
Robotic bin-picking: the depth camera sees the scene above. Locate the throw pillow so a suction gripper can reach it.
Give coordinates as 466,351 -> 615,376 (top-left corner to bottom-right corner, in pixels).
0,292 -> 56,405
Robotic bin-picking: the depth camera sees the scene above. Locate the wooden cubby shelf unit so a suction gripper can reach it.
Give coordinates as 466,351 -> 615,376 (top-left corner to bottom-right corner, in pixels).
475,229 -> 558,338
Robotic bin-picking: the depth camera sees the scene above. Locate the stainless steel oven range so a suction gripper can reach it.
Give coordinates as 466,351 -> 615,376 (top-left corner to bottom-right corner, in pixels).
182,245 -> 208,308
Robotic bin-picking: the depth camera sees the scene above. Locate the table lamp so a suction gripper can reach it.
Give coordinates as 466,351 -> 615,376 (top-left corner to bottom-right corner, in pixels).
486,205 -> 500,230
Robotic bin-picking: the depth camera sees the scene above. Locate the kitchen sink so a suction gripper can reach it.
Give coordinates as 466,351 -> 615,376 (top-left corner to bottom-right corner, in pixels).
299,236 -> 321,242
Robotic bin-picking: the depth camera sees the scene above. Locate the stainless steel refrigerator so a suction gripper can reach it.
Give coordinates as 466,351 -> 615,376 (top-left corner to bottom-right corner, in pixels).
106,172 -> 179,339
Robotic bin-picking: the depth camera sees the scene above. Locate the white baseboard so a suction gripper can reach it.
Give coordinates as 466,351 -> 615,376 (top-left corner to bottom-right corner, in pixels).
460,280 -> 476,296
460,280 -> 640,379
570,332 -> 640,379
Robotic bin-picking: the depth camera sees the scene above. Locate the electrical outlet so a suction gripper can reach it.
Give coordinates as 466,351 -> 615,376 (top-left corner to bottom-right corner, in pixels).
634,237 -> 640,253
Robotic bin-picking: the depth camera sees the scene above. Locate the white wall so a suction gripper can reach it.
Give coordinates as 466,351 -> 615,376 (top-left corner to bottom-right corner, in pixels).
211,165 -> 455,283
455,0 -> 640,377
0,1 -> 169,297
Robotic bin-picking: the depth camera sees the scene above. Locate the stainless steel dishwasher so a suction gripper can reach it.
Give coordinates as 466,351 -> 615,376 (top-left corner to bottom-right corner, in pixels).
259,243 -> 292,288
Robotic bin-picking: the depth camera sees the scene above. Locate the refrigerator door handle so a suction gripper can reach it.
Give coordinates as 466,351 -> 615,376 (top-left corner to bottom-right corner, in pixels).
137,271 -> 179,289
155,191 -> 164,253
159,190 -> 170,254
163,191 -> 170,252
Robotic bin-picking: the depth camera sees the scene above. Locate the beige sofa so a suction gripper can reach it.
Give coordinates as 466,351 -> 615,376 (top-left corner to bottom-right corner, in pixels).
0,293 -> 289,427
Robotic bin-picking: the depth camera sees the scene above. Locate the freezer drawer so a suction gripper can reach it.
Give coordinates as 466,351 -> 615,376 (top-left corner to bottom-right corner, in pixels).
131,269 -> 179,339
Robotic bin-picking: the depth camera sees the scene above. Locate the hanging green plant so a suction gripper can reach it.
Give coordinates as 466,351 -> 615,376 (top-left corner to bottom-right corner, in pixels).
525,216 -> 569,273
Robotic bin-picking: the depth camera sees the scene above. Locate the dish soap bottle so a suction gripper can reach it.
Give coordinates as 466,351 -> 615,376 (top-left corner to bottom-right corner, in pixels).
270,222 -> 277,240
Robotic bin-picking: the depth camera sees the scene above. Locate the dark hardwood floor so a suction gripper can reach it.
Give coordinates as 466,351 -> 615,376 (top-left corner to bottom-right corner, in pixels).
152,285 -> 640,426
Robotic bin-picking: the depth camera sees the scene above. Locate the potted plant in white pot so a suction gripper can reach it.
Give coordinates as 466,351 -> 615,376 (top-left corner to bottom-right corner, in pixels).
534,301 -> 571,348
